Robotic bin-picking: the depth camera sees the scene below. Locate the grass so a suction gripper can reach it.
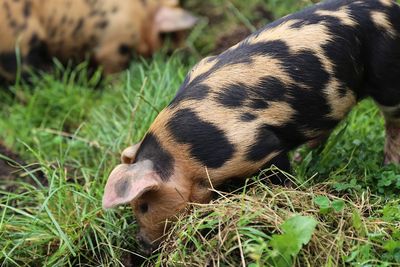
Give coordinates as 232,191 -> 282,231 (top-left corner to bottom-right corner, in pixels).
0,55 -> 189,266
1,0 -> 400,266
159,183 -> 400,266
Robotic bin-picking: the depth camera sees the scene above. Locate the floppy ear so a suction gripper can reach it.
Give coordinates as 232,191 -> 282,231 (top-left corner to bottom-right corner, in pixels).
102,163 -> 161,209
155,7 -> 198,32
121,143 -> 141,164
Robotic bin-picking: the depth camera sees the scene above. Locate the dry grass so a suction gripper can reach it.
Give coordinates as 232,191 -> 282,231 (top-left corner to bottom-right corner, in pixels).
155,175 -> 399,266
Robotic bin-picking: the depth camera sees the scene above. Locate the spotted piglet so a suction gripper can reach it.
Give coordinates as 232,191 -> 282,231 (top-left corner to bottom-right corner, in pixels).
103,0 -> 400,253
0,0 -> 196,82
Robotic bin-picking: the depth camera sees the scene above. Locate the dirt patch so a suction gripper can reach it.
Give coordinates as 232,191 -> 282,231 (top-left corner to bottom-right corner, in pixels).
0,143 -> 24,179
213,5 -> 275,54
213,26 -> 252,54
253,4 -> 275,23
0,142 -> 45,191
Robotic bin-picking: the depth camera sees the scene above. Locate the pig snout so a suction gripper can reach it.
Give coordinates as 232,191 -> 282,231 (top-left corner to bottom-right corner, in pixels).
136,231 -> 156,255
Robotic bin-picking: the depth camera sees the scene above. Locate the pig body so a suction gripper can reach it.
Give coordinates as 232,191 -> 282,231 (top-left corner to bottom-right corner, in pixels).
103,0 -> 400,251
0,0 -> 196,82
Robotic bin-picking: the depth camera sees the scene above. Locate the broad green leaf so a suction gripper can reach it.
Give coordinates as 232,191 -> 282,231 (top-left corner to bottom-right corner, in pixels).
314,196 -> 330,208
332,200 -> 345,212
269,215 -> 318,267
281,215 -> 318,246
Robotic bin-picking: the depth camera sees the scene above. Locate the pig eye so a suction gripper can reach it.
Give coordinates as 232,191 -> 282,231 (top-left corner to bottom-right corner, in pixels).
139,203 -> 148,213
118,44 -> 131,55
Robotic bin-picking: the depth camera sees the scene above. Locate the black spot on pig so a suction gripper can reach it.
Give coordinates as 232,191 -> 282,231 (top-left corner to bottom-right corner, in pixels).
111,6 -> 119,13
215,39 -> 290,71
72,18 -> 84,36
290,14 -> 343,29
240,112 -> 257,122
386,3 -> 400,33
286,84 -> 339,133
270,122 -> 306,149
248,99 -> 268,109
244,42 -> 330,93
135,132 -> 175,181
23,1 -> 31,18
186,40 -> 290,89
283,49 -> 330,91
246,77 -> 286,109
254,76 -> 287,101
167,108 -> 235,168
246,124 -> 282,161
96,20 -> 108,29
321,17 -> 364,96
216,83 -> 248,108
170,84 -> 210,107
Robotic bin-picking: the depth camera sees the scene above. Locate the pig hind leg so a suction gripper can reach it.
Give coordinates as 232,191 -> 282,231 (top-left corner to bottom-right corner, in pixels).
368,57 -> 400,164
378,104 -> 400,164
370,84 -> 400,164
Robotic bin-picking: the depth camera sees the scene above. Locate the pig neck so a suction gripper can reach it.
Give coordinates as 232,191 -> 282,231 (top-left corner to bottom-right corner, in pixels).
171,163 -> 213,205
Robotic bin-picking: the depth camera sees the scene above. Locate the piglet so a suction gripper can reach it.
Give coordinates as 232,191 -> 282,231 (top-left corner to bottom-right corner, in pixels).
103,0 -> 400,252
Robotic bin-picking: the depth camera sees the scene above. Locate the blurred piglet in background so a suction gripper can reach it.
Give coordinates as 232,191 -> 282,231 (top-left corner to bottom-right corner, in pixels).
0,0 -> 197,82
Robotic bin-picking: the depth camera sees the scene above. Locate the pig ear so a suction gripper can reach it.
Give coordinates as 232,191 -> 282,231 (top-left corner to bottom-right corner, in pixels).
121,143 -> 141,164
102,164 -> 161,209
155,7 -> 198,32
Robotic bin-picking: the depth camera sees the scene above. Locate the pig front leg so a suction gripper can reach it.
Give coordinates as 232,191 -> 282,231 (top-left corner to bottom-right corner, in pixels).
293,134 -> 330,163
263,153 -> 292,186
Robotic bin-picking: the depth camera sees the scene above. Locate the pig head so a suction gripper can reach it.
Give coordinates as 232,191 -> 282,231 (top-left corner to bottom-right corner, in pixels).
103,135 -> 212,252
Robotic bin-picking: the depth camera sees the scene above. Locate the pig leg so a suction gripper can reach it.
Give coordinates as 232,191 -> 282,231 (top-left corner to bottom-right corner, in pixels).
262,153 -> 292,186
293,134 -> 329,163
384,123 -> 400,164
379,105 -> 400,165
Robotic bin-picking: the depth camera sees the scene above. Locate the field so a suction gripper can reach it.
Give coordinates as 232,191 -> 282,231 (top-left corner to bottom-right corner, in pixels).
1,0 -> 400,266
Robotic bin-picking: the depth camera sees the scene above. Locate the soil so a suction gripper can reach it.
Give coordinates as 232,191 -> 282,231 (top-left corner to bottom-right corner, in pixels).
214,4 -> 275,53
253,4 -> 275,23
0,143 -> 24,179
213,26 -> 252,54
0,142 -> 45,191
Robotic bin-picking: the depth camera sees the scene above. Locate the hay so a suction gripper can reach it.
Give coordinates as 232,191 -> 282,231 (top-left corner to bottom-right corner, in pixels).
155,179 -> 397,266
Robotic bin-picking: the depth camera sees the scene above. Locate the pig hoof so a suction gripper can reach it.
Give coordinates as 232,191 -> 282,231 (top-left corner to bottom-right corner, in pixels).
384,154 -> 400,165
293,151 -> 303,163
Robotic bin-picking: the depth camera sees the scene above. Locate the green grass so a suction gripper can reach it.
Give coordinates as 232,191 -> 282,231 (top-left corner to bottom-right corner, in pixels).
0,55 -> 190,266
1,0 -> 400,266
